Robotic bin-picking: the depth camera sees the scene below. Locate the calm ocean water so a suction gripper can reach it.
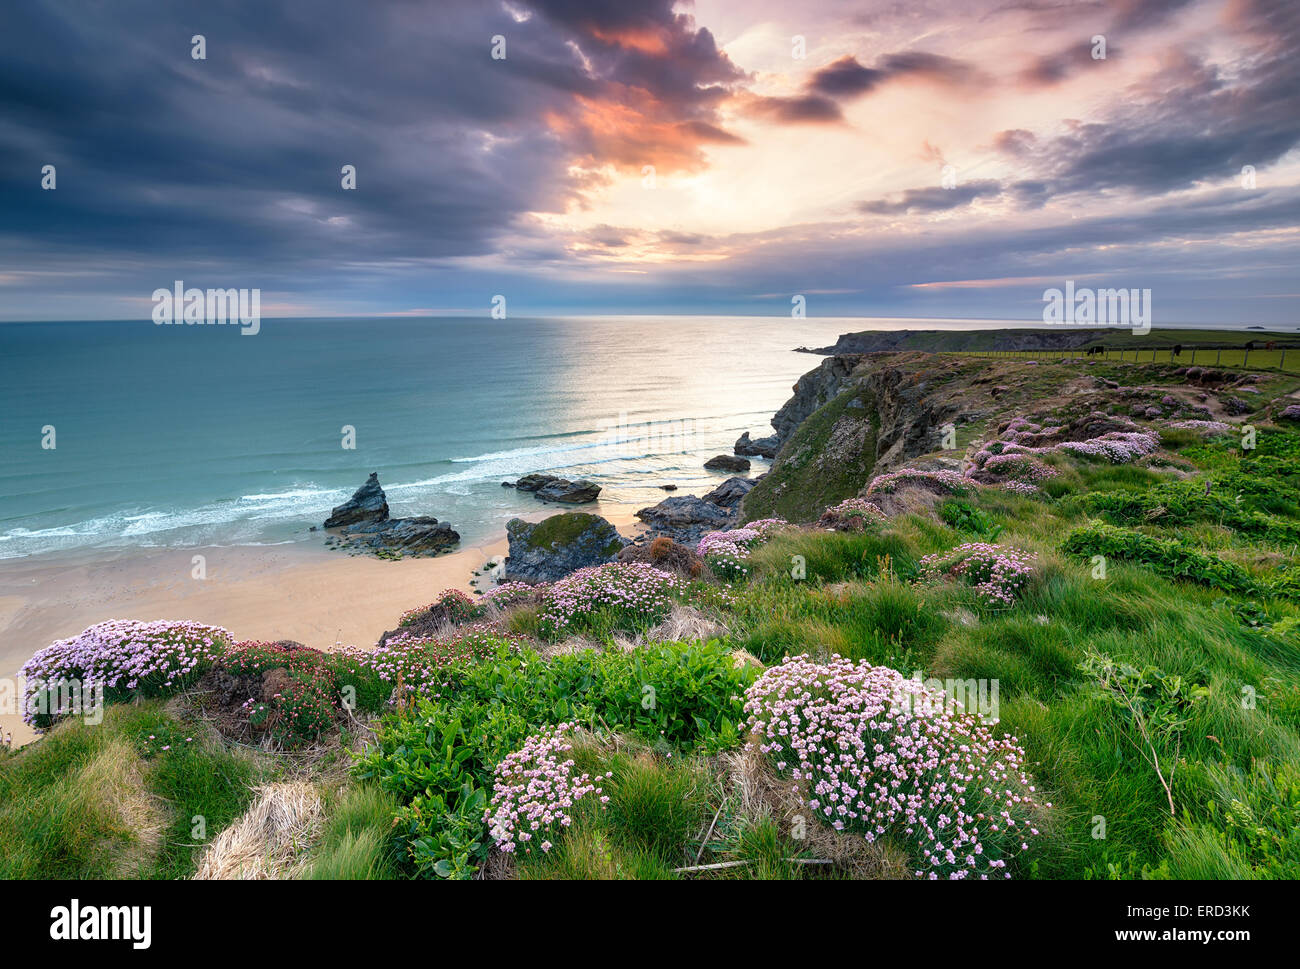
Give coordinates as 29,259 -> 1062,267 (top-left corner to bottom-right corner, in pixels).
0,315 -> 1021,559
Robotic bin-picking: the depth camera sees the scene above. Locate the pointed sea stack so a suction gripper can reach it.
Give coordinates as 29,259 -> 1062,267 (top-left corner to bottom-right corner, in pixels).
324,472 -> 389,528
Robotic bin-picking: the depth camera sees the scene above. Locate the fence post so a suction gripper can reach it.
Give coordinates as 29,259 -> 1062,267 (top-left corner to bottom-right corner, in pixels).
1216,348 -> 1222,366
1243,348 -> 1250,367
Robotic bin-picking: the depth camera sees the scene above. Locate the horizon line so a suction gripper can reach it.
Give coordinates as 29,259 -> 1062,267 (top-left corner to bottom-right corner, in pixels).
0,315 -> 1295,330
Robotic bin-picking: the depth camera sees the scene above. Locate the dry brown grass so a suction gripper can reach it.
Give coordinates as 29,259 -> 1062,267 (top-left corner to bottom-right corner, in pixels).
610,603 -> 729,650
536,634 -> 604,659
868,482 -> 952,518
721,742 -> 910,879
193,781 -> 323,880
87,735 -> 167,878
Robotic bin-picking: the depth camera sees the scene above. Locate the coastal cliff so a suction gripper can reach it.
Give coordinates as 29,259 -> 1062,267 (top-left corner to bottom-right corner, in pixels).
745,352 -> 974,522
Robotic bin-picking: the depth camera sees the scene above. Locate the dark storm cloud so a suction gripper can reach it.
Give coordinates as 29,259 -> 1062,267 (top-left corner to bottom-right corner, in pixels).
804,51 -> 980,105
747,93 -> 844,123
858,180 -> 1005,214
750,50 -> 982,127
807,56 -> 884,98
0,0 -> 743,291
1032,20 -> 1300,198
876,51 -> 978,85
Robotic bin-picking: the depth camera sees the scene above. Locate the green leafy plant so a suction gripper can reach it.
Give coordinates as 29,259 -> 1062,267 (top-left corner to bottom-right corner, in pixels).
1080,649 -> 1209,815
354,639 -> 755,879
1062,522 -> 1259,594
939,499 -> 1004,540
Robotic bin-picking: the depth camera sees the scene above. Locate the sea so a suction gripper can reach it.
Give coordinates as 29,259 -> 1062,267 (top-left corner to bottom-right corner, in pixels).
0,315 -> 1040,560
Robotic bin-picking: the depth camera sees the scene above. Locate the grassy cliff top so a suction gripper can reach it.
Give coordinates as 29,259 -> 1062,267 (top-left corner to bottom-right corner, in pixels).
815,326 -> 1300,355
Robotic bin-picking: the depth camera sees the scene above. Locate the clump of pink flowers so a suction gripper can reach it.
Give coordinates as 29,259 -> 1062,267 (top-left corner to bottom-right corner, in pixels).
479,580 -> 544,608
484,723 -> 609,855
744,655 -> 1045,879
19,619 -> 230,726
980,453 -> 1059,482
919,543 -> 1037,608
696,518 -> 790,580
539,561 -> 686,636
398,588 -> 480,627
744,518 -> 792,539
333,624 -> 521,702
866,468 -> 972,496
1056,431 -> 1159,463
697,527 -> 760,559
818,497 -> 887,531
972,430 -> 1158,469
1000,481 -> 1041,497
1167,419 -> 1232,435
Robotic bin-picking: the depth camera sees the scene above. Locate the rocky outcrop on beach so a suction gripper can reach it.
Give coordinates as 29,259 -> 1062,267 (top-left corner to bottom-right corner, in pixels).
704,454 -> 750,472
734,431 -> 779,459
512,473 -> 602,503
635,495 -> 735,545
505,512 -> 628,582
323,473 -> 460,558
323,472 -> 389,527
701,476 -> 754,509
332,517 -> 460,557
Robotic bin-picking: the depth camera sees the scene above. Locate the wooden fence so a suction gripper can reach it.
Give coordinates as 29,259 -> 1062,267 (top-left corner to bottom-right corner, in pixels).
963,344 -> 1300,374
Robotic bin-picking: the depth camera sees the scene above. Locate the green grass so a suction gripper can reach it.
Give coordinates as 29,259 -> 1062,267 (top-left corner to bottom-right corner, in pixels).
742,384 -> 879,522
516,747 -> 706,879
0,710 -> 143,878
130,708 -> 258,879
525,512 -> 622,555
0,702 -> 258,879
303,785 -> 403,880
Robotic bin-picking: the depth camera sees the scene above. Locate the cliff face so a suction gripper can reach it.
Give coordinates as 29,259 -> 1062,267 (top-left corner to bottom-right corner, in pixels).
770,354 -> 865,441
746,353 -> 974,522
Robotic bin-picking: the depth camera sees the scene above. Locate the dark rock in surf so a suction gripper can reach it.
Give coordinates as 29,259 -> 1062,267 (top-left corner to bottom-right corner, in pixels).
704,454 -> 751,473
324,472 -> 459,557
324,472 -> 389,528
336,517 -> 460,557
514,473 -> 601,503
734,431 -> 779,459
702,476 -> 754,509
635,496 -> 735,545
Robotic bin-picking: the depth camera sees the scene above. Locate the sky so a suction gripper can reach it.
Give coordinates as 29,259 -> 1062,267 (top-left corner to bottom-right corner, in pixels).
1,0 -> 1298,324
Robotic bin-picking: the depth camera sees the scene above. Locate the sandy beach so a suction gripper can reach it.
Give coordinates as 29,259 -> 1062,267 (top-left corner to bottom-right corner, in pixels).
0,503 -> 643,746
